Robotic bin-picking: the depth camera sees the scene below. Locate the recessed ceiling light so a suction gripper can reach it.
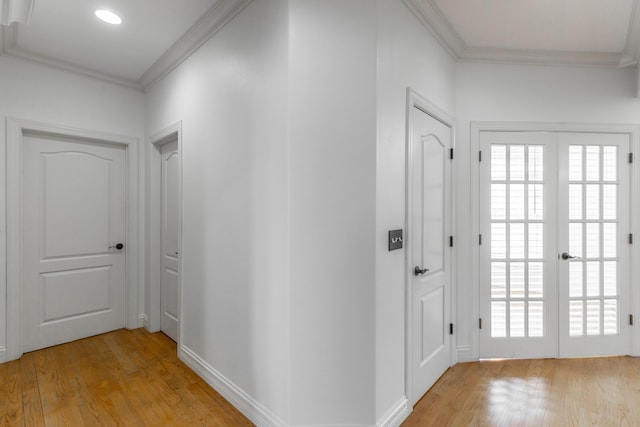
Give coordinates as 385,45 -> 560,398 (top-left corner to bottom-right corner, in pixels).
95,9 -> 122,25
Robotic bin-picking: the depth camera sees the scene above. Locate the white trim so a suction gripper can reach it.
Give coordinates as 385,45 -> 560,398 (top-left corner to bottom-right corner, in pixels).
402,0 -> 628,67
0,347 -> 6,363
138,314 -> 149,329
5,118 -> 140,362
469,123 -> 482,362
0,0 -> 35,25
1,26 -> 143,90
631,124 -> 640,356
405,88 -> 456,407
376,396 -> 410,427
470,121 -> 640,360
401,0 -> 463,60
140,0 -> 254,91
147,122 -> 183,342
179,344 -> 286,427
623,0 -> 640,70
456,345 -> 474,363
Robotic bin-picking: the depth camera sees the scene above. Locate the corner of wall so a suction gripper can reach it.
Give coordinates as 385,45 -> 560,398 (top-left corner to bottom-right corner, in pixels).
376,396 -> 410,427
139,314 -> 150,330
179,344 -> 287,427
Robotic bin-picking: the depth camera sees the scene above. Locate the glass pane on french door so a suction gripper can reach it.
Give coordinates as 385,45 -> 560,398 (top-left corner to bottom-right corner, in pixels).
479,132 -> 558,359
558,133 -> 630,357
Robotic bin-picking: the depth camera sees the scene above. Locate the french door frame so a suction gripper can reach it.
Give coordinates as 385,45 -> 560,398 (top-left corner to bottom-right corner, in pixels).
470,122 -> 640,359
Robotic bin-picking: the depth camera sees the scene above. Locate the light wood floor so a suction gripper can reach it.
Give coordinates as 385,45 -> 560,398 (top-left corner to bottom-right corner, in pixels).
6,333 -> 639,427
0,328 -> 253,426
402,356 -> 640,426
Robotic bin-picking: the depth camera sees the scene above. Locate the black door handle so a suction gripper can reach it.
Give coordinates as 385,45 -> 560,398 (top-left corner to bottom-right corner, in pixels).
109,243 -> 124,250
561,252 -> 577,260
414,266 -> 429,276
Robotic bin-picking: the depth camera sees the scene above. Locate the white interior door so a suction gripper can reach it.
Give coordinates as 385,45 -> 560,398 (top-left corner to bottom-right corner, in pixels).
22,133 -> 127,352
410,106 -> 452,404
480,131 -> 631,359
160,139 -> 179,342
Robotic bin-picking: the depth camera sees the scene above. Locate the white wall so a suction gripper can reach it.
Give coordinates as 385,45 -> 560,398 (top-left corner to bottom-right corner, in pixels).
375,0 -> 456,422
144,0 -> 291,423
145,1 -> 458,424
287,1 -> 377,425
455,63 -> 640,360
0,55 -> 144,359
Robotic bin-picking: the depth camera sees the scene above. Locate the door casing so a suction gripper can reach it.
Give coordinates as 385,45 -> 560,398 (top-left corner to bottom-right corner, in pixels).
5,118 -> 140,362
405,88 -> 456,406
147,122 -> 183,347
469,121 -> 640,360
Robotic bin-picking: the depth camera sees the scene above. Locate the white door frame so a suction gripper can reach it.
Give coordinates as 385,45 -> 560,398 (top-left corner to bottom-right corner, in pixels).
470,121 -> 640,359
147,122 -> 182,345
6,118 -> 140,362
405,88 -> 456,406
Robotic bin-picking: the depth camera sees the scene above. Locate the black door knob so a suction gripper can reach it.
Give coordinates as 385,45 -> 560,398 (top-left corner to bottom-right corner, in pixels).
561,252 -> 576,260
109,243 -> 124,250
414,266 -> 429,276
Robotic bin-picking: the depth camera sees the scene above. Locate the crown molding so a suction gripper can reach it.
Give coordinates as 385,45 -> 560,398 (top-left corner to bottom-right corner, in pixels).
1,24 -> 143,89
403,0 -> 632,68
402,0 -> 464,59
1,0 -> 35,25
458,47 -> 622,68
139,0 -> 254,91
0,0 -> 253,92
622,0 -> 640,67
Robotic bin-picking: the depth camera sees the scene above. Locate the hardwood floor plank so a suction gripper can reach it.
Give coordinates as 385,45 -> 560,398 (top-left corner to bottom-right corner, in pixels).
19,353 -> 45,427
0,359 -> 24,427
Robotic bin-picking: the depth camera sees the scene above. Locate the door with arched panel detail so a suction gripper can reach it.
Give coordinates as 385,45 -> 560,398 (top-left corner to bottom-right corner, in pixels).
22,133 -> 127,352
409,105 -> 452,404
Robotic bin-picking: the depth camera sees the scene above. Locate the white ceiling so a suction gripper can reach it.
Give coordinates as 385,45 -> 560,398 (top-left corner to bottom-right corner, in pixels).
2,0 -> 639,91
404,0 -> 640,67
0,0 -> 252,90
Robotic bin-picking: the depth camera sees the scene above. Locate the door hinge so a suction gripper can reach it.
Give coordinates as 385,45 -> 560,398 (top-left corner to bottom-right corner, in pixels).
450,148 -> 454,160
479,234 -> 482,245
479,150 -> 482,162
629,153 -> 633,164
630,315 -> 634,326
449,236 -> 454,247
449,323 -> 454,335
479,318 -> 483,329
629,234 -> 633,244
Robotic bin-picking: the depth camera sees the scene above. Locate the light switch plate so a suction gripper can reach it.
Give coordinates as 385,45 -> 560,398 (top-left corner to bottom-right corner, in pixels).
388,229 -> 403,251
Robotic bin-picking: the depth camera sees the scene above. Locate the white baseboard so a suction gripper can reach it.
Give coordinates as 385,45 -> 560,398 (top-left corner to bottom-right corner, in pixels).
0,346 -> 7,364
179,344 -> 286,427
377,396 -> 410,427
457,345 -> 475,362
139,314 -> 150,330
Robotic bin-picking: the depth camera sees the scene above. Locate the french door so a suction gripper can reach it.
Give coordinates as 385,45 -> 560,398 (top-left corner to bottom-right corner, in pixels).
480,131 -> 631,359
